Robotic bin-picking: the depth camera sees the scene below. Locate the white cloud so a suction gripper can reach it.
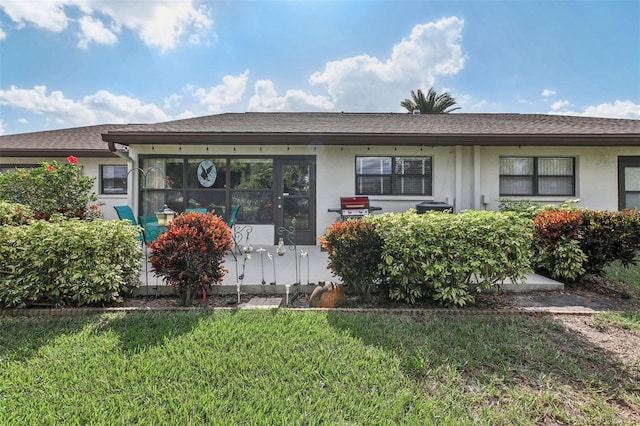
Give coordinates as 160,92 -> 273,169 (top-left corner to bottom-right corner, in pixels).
0,0 -> 213,51
0,26 -> 6,41
550,100 -> 640,120
551,100 -> 570,111
191,70 -> 250,113
581,100 -> 640,119
541,89 -> 556,97
82,90 -> 170,123
0,85 -> 169,126
163,93 -> 183,110
0,119 -> 5,136
77,15 -> 119,49
248,80 -> 333,112
309,17 -> 465,111
0,0 -> 70,32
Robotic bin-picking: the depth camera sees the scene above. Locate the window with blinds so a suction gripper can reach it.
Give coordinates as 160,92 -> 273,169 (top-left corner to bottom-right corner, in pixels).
356,156 -> 432,195
499,157 -> 575,196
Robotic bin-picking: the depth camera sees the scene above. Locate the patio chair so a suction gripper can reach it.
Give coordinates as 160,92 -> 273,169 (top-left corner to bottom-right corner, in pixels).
137,215 -> 166,244
185,208 -> 207,214
228,204 -> 241,228
227,205 -> 243,259
114,205 -> 150,288
114,205 -> 143,242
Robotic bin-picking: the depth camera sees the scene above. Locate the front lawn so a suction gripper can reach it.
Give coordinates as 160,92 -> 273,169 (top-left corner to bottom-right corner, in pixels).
1,310 -> 638,425
603,259 -> 640,296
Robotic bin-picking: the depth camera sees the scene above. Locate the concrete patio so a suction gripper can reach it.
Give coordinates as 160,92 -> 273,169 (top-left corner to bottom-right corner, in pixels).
136,244 -> 564,297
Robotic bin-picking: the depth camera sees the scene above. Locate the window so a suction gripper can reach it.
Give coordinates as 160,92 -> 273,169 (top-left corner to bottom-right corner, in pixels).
355,156 -> 432,195
499,157 -> 575,196
139,157 -> 275,224
100,165 -> 128,194
0,164 -> 38,173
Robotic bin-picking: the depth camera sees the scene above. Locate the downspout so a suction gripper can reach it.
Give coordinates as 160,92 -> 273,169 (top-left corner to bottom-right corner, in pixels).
108,141 -> 136,209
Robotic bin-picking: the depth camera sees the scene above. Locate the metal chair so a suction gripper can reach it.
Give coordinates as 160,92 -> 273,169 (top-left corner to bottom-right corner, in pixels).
137,215 -> 166,244
228,204 -> 241,228
114,205 -> 150,290
114,206 -> 144,241
185,208 -> 207,214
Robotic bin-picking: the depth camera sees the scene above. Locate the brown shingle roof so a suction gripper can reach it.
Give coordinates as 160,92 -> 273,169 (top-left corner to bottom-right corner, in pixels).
3,113 -> 640,156
1,124 -> 124,157
102,113 -> 640,147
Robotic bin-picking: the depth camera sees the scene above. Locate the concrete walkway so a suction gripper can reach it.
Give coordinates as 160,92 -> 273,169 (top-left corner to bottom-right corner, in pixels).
138,244 -> 563,296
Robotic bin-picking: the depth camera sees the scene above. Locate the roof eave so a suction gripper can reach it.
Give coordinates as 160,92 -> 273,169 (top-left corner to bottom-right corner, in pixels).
101,132 -> 640,147
0,149 -> 120,158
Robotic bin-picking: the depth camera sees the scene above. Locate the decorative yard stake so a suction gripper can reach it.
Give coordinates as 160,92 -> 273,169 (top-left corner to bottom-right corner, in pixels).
256,247 -> 266,284
276,217 -> 299,285
268,251 -> 276,285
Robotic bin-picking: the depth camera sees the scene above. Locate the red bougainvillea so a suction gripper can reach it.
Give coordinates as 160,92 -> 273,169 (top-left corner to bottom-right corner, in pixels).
149,212 -> 233,298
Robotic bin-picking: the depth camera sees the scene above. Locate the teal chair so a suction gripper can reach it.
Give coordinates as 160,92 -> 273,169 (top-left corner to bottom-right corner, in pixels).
138,216 -> 166,244
114,206 -> 143,242
228,205 -> 242,257
228,205 -> 241,228
114,206 -> 149,287
186,208 -> 207,214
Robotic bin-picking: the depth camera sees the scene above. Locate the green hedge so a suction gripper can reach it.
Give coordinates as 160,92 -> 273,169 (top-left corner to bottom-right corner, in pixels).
533,209 -> 640,280
371,210 -> 533,307
0,201 -> 33,226
0,218 -> 142,308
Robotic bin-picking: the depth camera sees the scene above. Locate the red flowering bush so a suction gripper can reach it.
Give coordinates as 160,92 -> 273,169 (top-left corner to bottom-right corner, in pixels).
533,210 -> 583,240
532,209 -> 640,280
320,218 -> 383,301
580,209 -> 640,274
149,212 -> 233,306
533,210 -> 586,281
0,156 -> 101,220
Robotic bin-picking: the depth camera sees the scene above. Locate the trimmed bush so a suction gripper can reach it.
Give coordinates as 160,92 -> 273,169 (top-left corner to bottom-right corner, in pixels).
532,209 -> 640,280
0,201 -> 33,226
499,198 -> 581,219
533,210 -> 586,280
372,210 -> 533,307
0,156 -> 101,220
149,212 -> 233,306
320,219 -> 383,301
0,218 -> 141,308
579,210 -> 640,274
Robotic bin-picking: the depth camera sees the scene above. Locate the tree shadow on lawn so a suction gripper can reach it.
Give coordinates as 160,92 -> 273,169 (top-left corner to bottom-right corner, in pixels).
0,310 -> 215,362
0,316 -> 97,363
325,311 -> 640,414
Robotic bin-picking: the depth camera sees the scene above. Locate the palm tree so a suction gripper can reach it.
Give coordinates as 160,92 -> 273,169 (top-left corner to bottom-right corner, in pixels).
400,87 -> 460,114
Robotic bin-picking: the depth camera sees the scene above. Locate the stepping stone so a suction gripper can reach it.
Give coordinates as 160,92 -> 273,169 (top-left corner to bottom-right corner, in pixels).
238,297 -> 283,309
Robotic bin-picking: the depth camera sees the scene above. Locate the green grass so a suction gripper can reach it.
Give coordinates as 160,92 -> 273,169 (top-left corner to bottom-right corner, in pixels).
603,259 -> 640,295
594,310 -> 640,333
1,310 -> 639,425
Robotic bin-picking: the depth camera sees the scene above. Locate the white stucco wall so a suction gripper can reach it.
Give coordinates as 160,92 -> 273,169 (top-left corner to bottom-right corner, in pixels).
475,146 -> 640,212
116,143 -> 640,246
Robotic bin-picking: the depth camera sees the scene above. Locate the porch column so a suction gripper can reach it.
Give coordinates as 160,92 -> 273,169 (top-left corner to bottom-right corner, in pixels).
455,145 -> 463,212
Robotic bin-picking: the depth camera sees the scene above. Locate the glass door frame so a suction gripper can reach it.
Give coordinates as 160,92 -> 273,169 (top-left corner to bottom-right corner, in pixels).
273,156 -> 316,245
618,156 -> 640,210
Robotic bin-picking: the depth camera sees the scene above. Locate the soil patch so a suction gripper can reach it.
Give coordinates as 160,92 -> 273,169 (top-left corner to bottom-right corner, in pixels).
119,274 -> 640,312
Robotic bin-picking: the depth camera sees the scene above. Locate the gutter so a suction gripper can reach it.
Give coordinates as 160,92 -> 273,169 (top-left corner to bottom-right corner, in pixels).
108,141 -> 133,165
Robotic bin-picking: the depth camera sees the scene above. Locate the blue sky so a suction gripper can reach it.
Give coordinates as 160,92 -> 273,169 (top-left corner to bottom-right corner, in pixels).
0,0 -> 639,136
